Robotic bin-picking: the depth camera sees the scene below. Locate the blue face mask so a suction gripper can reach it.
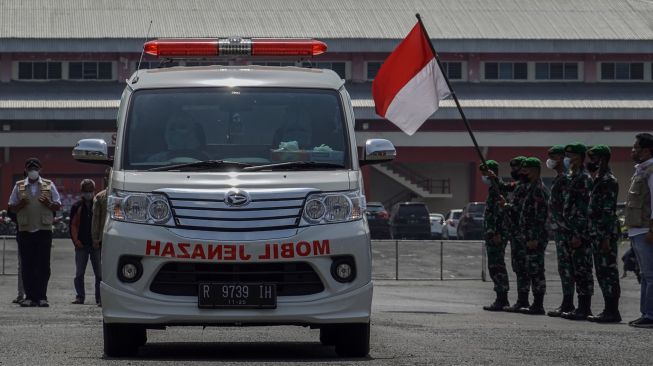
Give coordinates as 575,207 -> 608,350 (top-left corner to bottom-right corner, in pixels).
563,157 -> 572,170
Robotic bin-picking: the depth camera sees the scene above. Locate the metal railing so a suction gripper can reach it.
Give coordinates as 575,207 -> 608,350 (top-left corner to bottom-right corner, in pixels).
371,239 -> 487,281
384,163 -> 452,194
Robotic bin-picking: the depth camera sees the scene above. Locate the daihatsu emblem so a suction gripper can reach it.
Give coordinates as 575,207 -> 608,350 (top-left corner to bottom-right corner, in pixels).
224,189 -> 251,207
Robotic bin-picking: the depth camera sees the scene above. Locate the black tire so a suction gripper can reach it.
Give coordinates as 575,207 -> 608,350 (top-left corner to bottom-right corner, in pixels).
103,322 -> 146,357
319,326 -> 338,346
334,322 -> 370,358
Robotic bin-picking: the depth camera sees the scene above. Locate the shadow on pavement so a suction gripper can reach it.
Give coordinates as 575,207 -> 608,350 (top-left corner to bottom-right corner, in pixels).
107,341 -> 374,362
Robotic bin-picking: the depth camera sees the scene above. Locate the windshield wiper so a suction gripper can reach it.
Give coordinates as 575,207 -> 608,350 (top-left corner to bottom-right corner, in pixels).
243,161 -> 346,172
147,160 -> 253,172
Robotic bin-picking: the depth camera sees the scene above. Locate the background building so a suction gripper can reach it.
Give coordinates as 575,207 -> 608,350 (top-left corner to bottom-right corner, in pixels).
1,0 -> 652,214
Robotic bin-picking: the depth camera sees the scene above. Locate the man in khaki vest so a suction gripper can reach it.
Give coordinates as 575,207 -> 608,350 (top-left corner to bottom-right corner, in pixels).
627,133 -> 653,328
7,158 -> 61,307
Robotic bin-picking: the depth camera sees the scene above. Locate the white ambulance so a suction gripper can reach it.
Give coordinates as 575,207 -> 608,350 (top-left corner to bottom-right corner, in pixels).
72,38 -> 396,357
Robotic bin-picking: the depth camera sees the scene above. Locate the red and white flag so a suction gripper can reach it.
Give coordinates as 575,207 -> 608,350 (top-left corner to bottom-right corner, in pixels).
372,23 -> 451,135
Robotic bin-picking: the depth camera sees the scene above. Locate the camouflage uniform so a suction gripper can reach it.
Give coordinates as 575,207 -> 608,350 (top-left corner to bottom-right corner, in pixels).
505,182 -> 530,294
588,167 -> 621,299
563,167 -> 595,297
484,181 -> 509,294
518,179 -> 550,296
549,172 -> 575,296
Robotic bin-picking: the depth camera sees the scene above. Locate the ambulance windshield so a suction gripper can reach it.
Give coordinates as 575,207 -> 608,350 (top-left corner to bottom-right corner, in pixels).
122,88 -> 349,171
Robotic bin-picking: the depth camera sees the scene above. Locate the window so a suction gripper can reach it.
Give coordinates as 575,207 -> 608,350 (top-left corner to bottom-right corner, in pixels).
69,61 -> 113,80
123,88 -> 349,171
441,62 -> 463,80
300,62 -> 348,79
600,62 -> 644,80
535,62 -> 579,80
366,61 -> 383,80
17,61 -> 62,80
484,62 -> 527,80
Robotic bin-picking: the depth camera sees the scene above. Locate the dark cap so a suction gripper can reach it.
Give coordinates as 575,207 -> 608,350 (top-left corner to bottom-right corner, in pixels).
587,144 -> 611,158
24,158 -> 42,169
564,142 -> 587,155
548,145 -> 565,155
522,157 -> 541,168
509,156 -> 527,167
479,159 -> 499,173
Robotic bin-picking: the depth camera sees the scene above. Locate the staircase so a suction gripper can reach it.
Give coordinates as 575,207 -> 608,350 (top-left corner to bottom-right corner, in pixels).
372,163 -> 453,200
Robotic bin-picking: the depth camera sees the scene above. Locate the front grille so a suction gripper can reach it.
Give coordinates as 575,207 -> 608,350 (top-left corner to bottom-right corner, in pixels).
164,188 -> 310,232
150,262 -> 324,296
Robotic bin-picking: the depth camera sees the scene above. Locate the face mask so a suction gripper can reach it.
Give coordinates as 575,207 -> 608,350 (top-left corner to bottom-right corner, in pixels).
586,162 -> 599,173
27,170 -> 40,180
510,170 -> 520,180
563,157 -> 572,170
82,192 -> 94,200
481,176 -> 491,185
545,158 -> 557,170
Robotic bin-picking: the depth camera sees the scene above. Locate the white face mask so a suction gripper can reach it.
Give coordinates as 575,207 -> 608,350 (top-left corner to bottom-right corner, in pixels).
27,170 -> 40,180
481,176 -> 491,185
563,157 -> 572,170
545,158 -> 557,169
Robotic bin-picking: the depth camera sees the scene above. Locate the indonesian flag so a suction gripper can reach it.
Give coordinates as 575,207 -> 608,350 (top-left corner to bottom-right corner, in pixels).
372,23 -> 451,135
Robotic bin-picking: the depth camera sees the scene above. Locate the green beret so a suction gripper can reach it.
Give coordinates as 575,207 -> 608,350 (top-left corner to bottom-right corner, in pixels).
480,159 -> 499,173
548,145 -> 565,155
522,157 -> 541,168
564,142 -> 587,155
587,144 -> 611,157
509,156 -> 527,167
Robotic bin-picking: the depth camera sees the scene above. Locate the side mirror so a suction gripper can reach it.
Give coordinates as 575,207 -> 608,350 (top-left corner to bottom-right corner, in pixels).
72,139 -> 113,165
360,139 -> 397,166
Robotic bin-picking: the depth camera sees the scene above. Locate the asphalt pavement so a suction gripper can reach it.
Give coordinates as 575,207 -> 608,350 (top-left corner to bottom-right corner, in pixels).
0,238 -> 650,365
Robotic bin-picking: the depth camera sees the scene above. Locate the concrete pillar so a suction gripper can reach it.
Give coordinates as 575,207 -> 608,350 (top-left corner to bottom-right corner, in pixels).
467,54 -> 480,83
584,54 -> 597,83
0,53 -> 12,82
351,54 -> 365,83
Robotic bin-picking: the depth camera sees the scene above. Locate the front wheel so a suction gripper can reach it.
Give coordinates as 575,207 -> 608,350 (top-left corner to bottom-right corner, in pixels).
334,322 -> 370,358
103,322 -> 146,357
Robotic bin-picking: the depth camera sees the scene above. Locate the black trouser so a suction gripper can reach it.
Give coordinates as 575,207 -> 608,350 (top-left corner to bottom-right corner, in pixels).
17,230 -> 52,301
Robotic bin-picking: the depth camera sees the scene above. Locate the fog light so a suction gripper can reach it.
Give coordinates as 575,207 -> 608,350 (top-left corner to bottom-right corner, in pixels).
330,256 -> 356,283
122,264 -> 138,279
117,256 -> 143,283
336,263 -> 352,279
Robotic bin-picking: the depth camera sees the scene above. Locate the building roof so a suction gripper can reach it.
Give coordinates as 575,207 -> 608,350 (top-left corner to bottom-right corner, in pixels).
1,0 -> 652,53
2,81 -> 651,121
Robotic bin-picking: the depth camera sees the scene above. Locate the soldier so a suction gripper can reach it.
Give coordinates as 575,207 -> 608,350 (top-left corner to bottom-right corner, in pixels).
545,145 -> 575,317
561,143 -> 595,320
584,145 -> 622,323
480,160 -> 510,311
516,158 -> 549,315
502,156 -> 532,312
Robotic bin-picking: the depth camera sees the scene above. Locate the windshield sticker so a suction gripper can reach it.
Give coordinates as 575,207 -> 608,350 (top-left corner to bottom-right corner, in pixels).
145,239 -> 331,261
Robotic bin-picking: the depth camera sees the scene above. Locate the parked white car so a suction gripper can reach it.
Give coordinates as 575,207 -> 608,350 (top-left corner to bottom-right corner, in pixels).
429,213 -> 445,239
442,209 -> 463,240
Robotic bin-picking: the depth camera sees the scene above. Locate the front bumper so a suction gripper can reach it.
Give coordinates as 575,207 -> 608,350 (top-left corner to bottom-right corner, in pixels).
101,220 -> 372,326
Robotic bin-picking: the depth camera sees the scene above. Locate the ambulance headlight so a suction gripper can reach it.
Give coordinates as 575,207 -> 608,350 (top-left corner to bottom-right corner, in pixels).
301,190 -> 365,225
109,190 -> 173,225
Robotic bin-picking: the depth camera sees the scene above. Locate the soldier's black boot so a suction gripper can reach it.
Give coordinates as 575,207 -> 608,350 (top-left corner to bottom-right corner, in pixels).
562,295 -> 592,320
484,292 -> 509,311
520,294 -> 545,315
587,297 -> 622,323
547,294 -> 575,317
504,292 -> 529,313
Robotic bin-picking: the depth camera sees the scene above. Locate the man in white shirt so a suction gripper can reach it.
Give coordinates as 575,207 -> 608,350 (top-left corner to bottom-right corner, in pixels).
7,158 -> 61,308
625,133 -> 653,328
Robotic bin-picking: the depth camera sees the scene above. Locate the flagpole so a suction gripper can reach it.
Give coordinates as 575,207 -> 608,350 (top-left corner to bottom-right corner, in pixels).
415,13 -> 501,187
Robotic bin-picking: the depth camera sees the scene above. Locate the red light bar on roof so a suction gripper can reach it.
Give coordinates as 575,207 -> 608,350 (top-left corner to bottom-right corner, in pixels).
143,38 -> 327,58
